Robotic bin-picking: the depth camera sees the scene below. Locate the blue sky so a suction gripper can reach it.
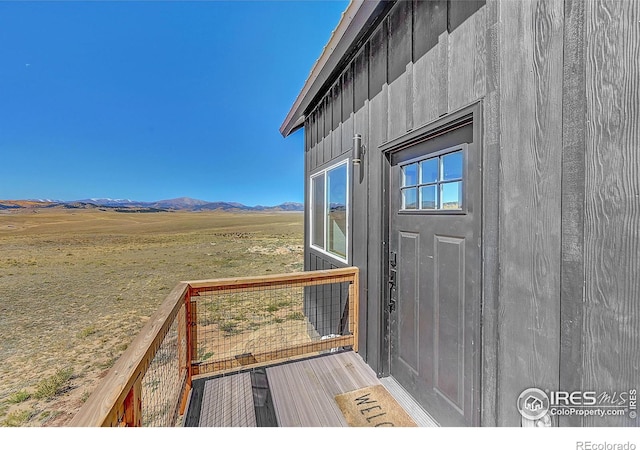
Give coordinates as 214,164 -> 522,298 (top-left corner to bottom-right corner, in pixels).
0,0 -> 348,206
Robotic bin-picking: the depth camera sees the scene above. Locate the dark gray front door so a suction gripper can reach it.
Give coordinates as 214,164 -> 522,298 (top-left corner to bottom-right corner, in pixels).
387,122 -> 480,426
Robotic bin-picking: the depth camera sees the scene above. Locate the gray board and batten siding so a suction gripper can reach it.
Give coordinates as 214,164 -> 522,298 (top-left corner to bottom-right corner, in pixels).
560,0 -> 640,427
303,0 -> 485,382
291,0 -> 639,427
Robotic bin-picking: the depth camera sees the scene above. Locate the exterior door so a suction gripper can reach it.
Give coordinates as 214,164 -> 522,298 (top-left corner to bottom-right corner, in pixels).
387,121 -> 480,426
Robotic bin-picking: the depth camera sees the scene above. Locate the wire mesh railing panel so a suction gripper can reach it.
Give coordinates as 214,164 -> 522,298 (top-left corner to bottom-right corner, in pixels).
193,275 -> 355,376
141,303 -> 186,427
71,270 -> 357,427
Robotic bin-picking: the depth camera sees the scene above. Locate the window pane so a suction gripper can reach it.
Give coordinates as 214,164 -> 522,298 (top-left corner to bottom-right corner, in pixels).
420,158 -> 438,184
420,185 -> 437,209
441,181 -> 462,209
402,163 -> 418,187
327,164 -> 347,258
402,188 -> 417,210
442,151 -> 463,180
311,175 -> 325,248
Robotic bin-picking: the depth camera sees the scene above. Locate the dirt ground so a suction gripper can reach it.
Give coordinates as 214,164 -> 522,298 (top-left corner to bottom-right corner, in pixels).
0,208 -> 303,426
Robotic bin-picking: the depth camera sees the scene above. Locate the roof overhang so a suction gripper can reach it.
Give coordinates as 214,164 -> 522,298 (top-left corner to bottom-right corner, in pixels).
279,0 -> 385,138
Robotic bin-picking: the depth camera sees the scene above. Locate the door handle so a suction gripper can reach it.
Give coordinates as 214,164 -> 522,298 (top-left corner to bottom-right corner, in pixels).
389,269 -> 397,313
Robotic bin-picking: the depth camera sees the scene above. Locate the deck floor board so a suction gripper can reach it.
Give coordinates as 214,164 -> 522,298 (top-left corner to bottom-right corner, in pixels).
199,372 -> 256,427
191,351 -> 428,427
268,358 -> 344,426
266,351 -> 380,426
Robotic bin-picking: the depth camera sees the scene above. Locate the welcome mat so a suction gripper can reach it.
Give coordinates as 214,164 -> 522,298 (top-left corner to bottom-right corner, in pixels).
335,384 -> 417,427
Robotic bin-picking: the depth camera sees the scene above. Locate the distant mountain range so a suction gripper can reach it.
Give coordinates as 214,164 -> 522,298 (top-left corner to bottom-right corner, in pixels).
0,197 -> 304,213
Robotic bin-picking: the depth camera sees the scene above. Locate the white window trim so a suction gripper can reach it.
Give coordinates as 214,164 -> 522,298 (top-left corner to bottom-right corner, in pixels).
309,159 -> 349,264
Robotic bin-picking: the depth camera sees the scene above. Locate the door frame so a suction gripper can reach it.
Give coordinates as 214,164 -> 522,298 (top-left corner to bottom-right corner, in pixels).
378,101 -> 496,426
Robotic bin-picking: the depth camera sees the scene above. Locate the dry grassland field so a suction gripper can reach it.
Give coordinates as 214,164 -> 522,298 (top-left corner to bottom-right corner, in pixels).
0,208 -> 303,426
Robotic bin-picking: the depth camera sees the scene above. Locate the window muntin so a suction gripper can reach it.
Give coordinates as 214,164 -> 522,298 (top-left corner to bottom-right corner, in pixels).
400,149 -> 463,211
310,160 -> 349,262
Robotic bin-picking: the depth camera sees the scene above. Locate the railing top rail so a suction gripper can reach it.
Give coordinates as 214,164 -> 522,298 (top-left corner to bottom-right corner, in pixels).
69,282 -> 189,427
185,267 -> 359,294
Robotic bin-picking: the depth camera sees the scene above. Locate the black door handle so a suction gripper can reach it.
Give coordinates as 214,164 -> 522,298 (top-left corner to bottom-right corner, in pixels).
389,269 -> 397,312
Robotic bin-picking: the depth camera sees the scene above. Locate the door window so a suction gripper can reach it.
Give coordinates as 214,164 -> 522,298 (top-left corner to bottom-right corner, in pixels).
400,148 -> 463,211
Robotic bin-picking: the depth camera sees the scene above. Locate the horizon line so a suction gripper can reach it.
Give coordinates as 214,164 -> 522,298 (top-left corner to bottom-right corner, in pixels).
0,197 -> 304,207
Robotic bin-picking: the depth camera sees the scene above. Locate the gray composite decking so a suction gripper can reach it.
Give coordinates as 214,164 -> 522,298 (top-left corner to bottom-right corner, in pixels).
198,372 -> 256,427
191,350 -> 432,427
267,350 -> 380,426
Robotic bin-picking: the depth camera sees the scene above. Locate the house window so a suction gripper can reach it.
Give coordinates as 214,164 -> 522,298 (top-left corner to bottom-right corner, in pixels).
401,149 -> 463,211
310,160 -> 349,262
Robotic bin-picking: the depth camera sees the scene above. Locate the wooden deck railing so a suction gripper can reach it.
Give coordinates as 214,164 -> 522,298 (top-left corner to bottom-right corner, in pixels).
70,267 -> 359,427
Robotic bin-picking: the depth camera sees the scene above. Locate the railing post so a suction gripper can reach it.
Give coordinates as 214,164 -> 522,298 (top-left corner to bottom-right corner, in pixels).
178,302 -> 187,373
123,377 -> 142,427
189,297 -> 198,377
179,288 -> 194,415
348,269 -> 359,353
178,296 -> 189,415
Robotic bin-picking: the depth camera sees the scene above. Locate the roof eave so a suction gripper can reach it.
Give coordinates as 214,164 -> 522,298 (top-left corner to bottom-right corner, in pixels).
279,0 -> 384,138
